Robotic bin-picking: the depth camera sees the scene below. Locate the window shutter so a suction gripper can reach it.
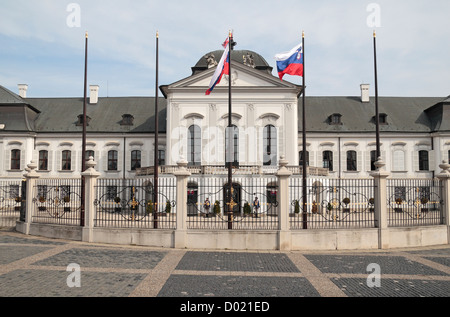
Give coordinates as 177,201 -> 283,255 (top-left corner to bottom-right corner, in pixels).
365,151 -> 371,171
332,151 -> 338,172
413,151 -> 419,172
429,150 -> 436,171
103,151 -> 108,172
48,151 -> 54,172
357,151 -> 363,172
341,151 -> 346,172
56,151 -> 62,171
20,150 -> 25,171
118,150 -> 123,172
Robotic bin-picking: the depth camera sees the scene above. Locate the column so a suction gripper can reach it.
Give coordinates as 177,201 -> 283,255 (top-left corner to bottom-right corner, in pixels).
436,160 -> 450,243
370,157 -> 390,249
81,157 -> 101,243
173,157 -> 191,248
22,161 -> 40,235
276,155 -> 293,250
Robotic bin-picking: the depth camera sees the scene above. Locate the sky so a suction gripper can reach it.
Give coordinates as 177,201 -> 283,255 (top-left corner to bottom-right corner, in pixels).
0,0 -> 449,98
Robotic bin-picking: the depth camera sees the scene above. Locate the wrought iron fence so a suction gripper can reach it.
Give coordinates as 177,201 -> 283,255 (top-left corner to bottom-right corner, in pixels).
32,178 -> 82,226
186,176 -> 279,230
0,179 -> 23,225
94,177 -> 176,229
289,178 -> 375,229
387,178 -> 443,227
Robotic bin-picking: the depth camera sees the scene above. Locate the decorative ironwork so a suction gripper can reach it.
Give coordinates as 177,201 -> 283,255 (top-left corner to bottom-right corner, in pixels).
94,178 -> 176,229
387,179 -> 443,226
290,178 -> 375,229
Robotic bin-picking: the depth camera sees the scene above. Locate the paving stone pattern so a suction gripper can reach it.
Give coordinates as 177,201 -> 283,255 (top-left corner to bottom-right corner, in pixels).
0,231 -> 449,298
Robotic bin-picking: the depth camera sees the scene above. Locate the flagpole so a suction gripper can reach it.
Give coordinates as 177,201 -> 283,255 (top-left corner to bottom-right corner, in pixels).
301,31 -> 308,229
373,30 -> 381,159
81,31 -> 88,227
154,31 -> 159,229
227,30 -> 233,230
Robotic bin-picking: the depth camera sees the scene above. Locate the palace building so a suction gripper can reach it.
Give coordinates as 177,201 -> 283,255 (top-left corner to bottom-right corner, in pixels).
1,49 -> 449,180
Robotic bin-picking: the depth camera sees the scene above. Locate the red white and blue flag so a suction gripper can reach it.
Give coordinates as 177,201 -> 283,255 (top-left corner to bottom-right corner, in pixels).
205,37 -> 230,95
275,42 -> 303,80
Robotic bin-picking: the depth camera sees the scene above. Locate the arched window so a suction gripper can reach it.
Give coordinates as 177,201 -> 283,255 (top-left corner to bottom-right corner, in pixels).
225,125 -> 239,167
131,150 -> 141,171
263,125 -> 277,166
346,150 -> 357,171
299,151 -> 309,167
188,125 -> 201,166
108,150 -> 118,171
85,150 -> 94,161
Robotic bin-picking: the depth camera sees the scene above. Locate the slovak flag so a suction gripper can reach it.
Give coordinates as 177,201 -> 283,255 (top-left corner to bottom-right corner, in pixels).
205,38 -> 230,95
275,42 -> 303,80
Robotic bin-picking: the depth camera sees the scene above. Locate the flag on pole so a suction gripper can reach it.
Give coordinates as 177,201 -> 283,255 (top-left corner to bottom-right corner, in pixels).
205,37 -> 230,95
275,42 -> 303,80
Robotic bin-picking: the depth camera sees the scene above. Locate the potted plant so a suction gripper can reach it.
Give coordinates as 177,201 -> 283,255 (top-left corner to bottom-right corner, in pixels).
14,196 -> 21,211
213,200 -> 221,215
368,198 -> 375,212
165,200 -> 172,214
394,198 -> 403,213
420,197 -> 429,213
342,197 -> 351,213
327,202 -> 333,214
243,202 -> 251,215
63,196 -> 71,212
114,197 -> 122,212
38,196 -> 46,211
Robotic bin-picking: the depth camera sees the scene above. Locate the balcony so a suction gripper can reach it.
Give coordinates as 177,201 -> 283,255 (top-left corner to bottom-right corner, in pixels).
136,165 -> 329,177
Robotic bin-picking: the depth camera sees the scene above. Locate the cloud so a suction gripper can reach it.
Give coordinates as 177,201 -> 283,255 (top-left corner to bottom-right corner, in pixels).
0,0 -> 449,97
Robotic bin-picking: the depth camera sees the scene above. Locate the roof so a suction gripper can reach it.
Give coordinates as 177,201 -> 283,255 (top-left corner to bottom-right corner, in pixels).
299,96 -> 444,133
0,85 -> 26,104
25,97 -> 167,134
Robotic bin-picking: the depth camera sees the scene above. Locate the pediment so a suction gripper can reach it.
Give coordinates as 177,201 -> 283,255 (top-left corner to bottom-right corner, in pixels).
164,61 -> 302,93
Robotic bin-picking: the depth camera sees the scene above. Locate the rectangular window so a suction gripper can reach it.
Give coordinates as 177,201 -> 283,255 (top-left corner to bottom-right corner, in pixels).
39,150 -> 48,171
131,150 -> 141,171
11,149 -> 21,170
85,150 -> 94,161
158,150 -> 166,166
62,150 -> 71,171
108,150 -> 118,171
418,150 -> 429,171
347,150 -> 357,171
370,150 -> 377,171
323,151 -> 333,171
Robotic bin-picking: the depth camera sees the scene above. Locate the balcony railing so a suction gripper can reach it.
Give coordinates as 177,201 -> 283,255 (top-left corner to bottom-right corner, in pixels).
136,165 -> 329,177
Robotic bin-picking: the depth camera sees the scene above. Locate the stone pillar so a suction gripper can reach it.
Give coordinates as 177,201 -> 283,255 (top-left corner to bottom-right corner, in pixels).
81,157 -> 101,243
22,161 -> 40,235
436,160 -> 450,243
276,156 -> 293,250
173,157 -> 191,249
370,157 -> 390,249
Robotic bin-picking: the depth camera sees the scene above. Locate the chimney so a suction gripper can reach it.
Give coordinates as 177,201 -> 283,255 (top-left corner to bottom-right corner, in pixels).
18,84 -> 28,98
360,84 -> 370,103
89,85 -> 99,104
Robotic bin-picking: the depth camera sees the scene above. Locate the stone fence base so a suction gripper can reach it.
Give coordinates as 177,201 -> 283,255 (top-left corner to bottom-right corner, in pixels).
15,222 -> 449,251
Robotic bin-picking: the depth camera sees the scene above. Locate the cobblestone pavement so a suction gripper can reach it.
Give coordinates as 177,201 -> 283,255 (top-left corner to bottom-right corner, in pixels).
0,230 -> 449,300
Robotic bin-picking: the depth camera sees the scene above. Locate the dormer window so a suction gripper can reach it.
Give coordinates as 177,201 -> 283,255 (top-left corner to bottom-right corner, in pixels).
77,115 -> 91,126
373,113 -> 388,125
121,114 -> 134,126
329,113 -> 342,125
